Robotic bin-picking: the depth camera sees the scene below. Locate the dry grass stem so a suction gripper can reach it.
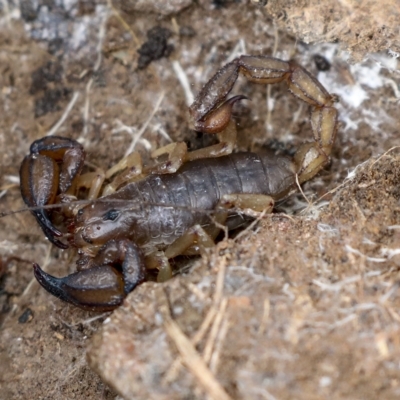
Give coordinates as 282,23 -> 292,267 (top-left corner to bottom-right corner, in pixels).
164,256 -> 228,383
172,60 -> 194,106
124,91 -> 165,157
46,92 -> 80,136
107,0 -> 140,46
203,298 -> 228,365
162,306 -> 233,400
209,312 -> 230,374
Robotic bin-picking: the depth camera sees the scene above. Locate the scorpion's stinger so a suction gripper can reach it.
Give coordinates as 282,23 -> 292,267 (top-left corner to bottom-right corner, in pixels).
191,95 -> 248,134
33,240 -> 147,311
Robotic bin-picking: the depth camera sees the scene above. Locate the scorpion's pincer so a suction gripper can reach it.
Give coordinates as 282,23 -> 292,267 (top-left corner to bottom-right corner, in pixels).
20,151 -> 67,249
33,239 -> 147,311
19,136 -> 86,249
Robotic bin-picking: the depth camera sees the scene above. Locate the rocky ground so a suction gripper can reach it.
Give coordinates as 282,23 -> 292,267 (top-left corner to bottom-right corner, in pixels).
0,0 -> 399,399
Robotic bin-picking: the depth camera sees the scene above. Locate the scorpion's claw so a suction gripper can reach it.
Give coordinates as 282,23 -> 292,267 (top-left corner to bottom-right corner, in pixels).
19,136 -> 85,249
33,263 -> 126,311
33,213 -> 68,249
33,239 -> 147,311
20,152 -> 68,248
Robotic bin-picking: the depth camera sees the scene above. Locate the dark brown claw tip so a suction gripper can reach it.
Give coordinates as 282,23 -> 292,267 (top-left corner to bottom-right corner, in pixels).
33,263 -> 126,311
33,210 -> 69,249
195,95 -> 248,134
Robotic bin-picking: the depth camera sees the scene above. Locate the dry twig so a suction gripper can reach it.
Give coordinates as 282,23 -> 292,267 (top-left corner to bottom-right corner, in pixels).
161,300 -> 232,400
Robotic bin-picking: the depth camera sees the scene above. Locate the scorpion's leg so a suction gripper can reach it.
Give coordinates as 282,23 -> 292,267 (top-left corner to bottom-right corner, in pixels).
33,239 -> 146,311
150,141 -> 188,174
164,194 -> 274,259
149,194 -> 275,282
136,226 -> 216,284
78,151 -> 145,197
106,62 -> 244,180
218,193 -> 275,214
164,224 -> 215,260
144,251 -> 171,282
75,170 -> 106,200
74,152 -> 144,199
102,151 -> 143,195
20,136 -> 86,248
98,142 -> 187,192
186,120 -> 237,162
150,120 -> 238,171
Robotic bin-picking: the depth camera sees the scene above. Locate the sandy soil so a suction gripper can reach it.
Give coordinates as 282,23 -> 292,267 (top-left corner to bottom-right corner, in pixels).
0,0 -> 399,399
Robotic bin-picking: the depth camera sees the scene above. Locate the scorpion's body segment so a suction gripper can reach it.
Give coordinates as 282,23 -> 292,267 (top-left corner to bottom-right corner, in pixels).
20,55 -> 339,311
73,152 -> 295,252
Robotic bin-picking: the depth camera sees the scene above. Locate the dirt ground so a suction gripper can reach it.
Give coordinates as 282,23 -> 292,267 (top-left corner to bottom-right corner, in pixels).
0,0 -> 399,399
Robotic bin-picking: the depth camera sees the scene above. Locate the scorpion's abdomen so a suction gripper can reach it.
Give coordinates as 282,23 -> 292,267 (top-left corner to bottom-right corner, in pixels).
128,151 -> 296,247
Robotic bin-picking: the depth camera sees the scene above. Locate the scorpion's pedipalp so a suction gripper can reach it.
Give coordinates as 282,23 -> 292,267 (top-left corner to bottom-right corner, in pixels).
33,263 -> 126,311
29,136 -> 86,194
91,239 -> 147,295
58,146 -> 86,194
33,218 -> 68,249
20,153 -> 68,249
33,239 -> 147,310
20,136 -> 86,248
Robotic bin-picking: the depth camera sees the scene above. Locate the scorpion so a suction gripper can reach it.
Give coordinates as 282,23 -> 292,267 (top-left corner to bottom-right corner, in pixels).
20,55 -> 338,311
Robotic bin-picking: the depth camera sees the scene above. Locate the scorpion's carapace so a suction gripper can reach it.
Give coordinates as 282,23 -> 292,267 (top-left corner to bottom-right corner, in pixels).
20,55 -> 338,311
